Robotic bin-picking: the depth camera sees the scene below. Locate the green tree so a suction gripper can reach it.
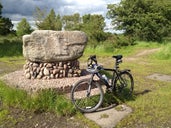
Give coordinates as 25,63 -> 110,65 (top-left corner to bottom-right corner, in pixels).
0,3 -> 2,16
56,14 -> 62,30
62,13 -> 81,30
0,17 -> 13,35
35,8 -> 62,30
82,14 -> 106,45
107,0 -> 171,41
0,2 -> 13,35
16,18 -> 32,36
34,7 -> 47,29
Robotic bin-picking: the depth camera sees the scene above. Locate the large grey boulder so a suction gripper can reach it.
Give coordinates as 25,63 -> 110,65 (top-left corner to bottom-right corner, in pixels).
23,30 -> 87,62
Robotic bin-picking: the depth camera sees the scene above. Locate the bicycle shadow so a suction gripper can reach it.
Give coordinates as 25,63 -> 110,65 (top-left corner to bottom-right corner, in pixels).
134,89 -> 152,96
96,89 -> 151,112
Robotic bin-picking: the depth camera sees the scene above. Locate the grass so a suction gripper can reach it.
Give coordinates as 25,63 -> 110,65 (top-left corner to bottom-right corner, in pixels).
82,41 -> 171,127
113,42 -> 171,127
0,81 -> 76,116
84,41 -> 161,57
0,37 -> 171,127
153,43 -> 171,60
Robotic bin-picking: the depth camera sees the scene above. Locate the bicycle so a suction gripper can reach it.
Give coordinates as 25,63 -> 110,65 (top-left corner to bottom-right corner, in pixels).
71,55 -> 134,113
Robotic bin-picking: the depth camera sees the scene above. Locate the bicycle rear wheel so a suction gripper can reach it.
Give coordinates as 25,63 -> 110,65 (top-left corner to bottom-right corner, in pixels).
114,71 -> 134,96
71,78 -> 104,113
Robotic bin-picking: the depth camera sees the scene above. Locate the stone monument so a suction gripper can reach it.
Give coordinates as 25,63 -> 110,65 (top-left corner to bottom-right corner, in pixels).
23,30 -> 87,79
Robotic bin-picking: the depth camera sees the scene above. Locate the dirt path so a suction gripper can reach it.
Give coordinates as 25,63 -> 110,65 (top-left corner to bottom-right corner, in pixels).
124,48 -> 160,62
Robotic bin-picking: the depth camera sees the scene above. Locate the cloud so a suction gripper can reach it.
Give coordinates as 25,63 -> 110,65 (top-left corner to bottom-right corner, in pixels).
1,0 -> 120,21
1,0 -> 120,31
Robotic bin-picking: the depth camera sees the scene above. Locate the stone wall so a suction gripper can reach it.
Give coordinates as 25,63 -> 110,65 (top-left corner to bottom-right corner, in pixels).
23,60 -> 81,79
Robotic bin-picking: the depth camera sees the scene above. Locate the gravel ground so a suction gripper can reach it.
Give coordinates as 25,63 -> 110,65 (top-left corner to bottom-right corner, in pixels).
0,70 -> 90,94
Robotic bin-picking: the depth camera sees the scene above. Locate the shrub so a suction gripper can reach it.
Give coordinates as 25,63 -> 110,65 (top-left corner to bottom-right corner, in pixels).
0,37 -> 22,57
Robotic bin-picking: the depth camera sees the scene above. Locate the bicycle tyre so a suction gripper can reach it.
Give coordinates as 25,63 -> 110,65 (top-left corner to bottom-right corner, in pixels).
114,71 -> 134,96
71,78 -> 104,113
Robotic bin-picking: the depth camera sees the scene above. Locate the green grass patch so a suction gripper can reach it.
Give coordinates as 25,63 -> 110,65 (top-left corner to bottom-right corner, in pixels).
0,81 -> 76,116
116,82 -> 171,128
152,43 -> 171,60
83,41 -> 162,59
113,42 -> 171,127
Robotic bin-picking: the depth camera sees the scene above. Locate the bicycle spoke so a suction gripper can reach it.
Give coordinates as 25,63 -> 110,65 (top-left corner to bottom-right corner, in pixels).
115,72 -> 134,97
71,79 -> 103,112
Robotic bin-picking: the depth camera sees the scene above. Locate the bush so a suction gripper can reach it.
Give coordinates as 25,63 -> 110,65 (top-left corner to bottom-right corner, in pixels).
0,37 -> 22,57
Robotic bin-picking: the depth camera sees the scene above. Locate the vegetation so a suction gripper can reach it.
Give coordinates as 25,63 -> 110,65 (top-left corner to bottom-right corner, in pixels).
0,36 -> 22,57
34,9 -> 107,47
35,8 -> 62,30
0,80 -> 75,116
16,18 -> 33,37
0,0 -> 171,127
0,40 -> 171,127
0,3 -> 13,35
62,13 -> 81,31
107,0 -> 171,41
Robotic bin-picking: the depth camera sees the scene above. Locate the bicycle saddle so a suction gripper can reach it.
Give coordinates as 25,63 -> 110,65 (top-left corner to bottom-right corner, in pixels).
112,55 -> 123,60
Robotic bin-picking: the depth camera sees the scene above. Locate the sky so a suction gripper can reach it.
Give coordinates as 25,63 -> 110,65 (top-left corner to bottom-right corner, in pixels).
0,0 -> 121,30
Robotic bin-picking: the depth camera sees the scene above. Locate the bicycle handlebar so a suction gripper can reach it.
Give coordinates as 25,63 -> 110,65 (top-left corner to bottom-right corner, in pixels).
87,54 -> 123,71
88,55 -> 97,64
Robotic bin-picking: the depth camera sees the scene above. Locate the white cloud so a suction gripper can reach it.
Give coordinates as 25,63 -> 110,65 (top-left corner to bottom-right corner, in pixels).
1,0 -> 121,31
1,0 -> 120,20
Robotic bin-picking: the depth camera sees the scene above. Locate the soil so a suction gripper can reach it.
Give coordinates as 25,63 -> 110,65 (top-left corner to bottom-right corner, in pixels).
0,106 -> 86,128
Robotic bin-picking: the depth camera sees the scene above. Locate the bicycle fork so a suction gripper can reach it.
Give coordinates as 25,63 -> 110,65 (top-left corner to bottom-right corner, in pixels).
86,74 -> 95,97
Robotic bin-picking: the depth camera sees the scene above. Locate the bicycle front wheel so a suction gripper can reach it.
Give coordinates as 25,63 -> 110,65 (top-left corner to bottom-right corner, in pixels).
114,71 -> 134,96
71,78 -> 104,113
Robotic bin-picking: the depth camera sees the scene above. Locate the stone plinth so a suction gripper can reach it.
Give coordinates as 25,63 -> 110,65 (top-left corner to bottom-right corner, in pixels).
23,60 -> 81,79
22,30 -> 87,79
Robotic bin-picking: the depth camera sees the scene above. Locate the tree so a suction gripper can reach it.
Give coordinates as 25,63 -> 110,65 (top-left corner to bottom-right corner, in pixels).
82,14 -> 106,44
0,2 -> 13,35
34,8 -> 62,30
0,3 -> 2,16
0,17 -> 13,35
62,13 -> 81,30
16,18 -> 32,36
55,14 -> 62,31
107,0 -> 171,41
34,7 -> 47,29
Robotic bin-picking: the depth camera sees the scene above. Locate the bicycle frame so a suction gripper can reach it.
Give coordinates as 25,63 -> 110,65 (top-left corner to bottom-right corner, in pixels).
86,54 -> 131,92
88,67 -> 131,91
71,55 -> 134,113
88,68 -> 118,89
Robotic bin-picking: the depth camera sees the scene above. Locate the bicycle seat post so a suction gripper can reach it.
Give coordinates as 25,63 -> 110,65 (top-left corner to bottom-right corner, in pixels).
112,55 -> 123,70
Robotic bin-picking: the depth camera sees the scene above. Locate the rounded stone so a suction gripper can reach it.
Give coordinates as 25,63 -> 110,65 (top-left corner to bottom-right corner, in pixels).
25,73 -> 31,79
43,68 -> 50,76
23,30 -> 87,62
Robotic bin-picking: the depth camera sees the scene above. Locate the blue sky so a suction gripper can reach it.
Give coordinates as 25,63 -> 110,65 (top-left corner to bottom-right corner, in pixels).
1,0 -> 121,30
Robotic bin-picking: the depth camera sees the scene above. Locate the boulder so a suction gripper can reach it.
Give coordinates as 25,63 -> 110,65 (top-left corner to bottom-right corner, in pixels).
23,30 -> 87,62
